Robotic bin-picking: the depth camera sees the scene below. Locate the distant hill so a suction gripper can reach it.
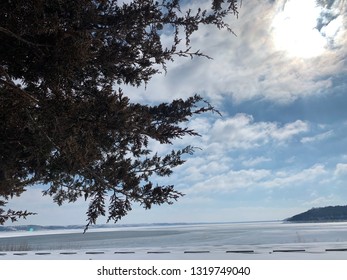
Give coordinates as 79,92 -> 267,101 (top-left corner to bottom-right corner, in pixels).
286,205 -> 347,222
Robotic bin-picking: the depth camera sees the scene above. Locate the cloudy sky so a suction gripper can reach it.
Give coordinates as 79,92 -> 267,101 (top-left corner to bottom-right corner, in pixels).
7,0 -> 347,226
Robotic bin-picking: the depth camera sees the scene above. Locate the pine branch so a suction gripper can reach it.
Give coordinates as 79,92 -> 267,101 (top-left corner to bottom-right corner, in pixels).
0,26 -> 51,47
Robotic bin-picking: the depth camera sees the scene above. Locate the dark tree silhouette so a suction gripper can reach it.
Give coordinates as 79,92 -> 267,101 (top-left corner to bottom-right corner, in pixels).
0,0 -> 239,229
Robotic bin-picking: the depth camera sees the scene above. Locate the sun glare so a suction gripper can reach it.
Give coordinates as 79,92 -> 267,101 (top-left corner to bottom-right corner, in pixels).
271,0 -> 327,58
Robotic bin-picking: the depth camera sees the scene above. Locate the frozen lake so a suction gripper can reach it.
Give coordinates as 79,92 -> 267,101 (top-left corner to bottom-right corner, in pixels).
1,221 -> 347,259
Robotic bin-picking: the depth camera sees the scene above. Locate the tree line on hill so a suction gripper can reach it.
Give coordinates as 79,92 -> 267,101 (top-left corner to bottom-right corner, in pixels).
286,205 -> 347,222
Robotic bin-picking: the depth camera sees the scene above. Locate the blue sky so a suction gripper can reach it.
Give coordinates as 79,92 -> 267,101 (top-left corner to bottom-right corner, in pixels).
7,0 -> 347,226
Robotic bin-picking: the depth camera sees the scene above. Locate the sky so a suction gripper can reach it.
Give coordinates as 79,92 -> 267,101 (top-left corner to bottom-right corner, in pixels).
6,0 -> 347,226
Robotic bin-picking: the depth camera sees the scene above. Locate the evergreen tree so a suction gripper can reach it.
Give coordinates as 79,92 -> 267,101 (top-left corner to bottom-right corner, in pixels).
0,0 -> 239,229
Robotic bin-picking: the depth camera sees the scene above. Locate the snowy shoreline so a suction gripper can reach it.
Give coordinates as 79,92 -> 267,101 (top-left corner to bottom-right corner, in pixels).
1,241 -> 347,259
2,221 -> 347,259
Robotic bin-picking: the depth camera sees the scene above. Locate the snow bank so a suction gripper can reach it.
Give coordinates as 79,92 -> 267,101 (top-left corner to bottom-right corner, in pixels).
1,242 -> 347,260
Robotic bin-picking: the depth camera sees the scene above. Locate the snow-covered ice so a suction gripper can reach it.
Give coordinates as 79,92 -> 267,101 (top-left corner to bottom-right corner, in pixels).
1,221 -> 347,259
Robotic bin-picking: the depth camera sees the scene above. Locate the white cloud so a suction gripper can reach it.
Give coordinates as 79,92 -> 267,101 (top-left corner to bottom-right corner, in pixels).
209,113 -> 308,149
187,168 -> 271,193
242,156 -> 272,167
178,156 -> 232,184
187,164 -> 327,194
334,163 -> 347,177
301,130 -> 334,143
322,15 -> 344,38
271,120 -> 309,141
265,164 -> 327,188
